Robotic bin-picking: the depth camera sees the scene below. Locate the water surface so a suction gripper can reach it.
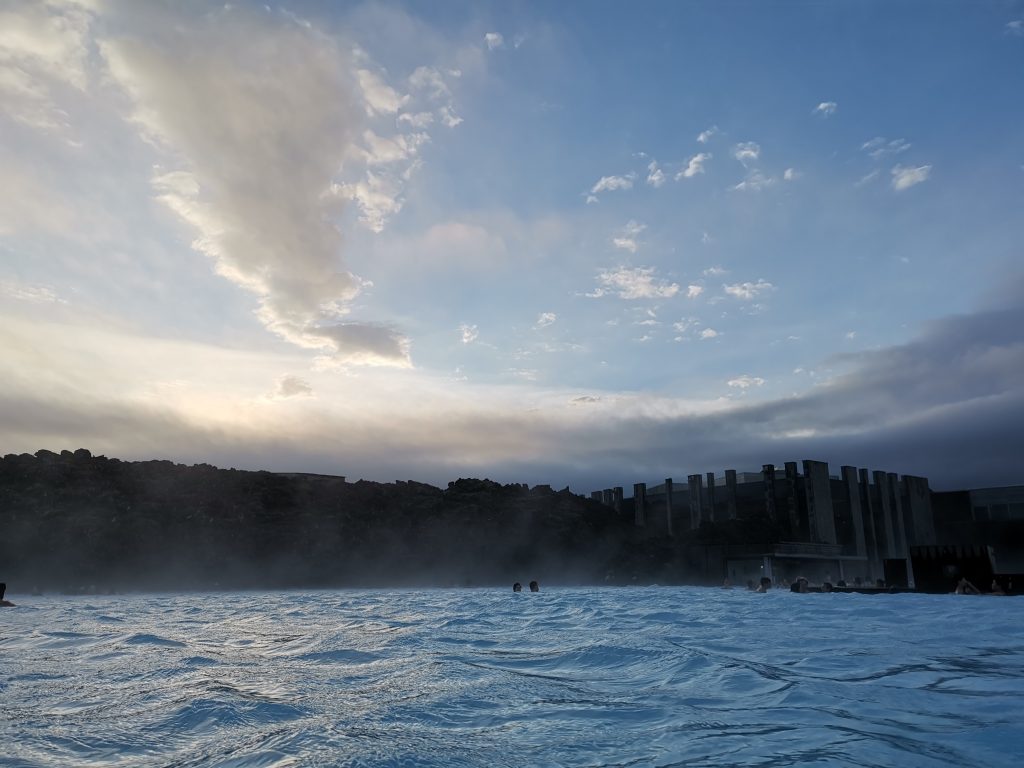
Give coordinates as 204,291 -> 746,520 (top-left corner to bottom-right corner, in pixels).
2,588 -> 1022,766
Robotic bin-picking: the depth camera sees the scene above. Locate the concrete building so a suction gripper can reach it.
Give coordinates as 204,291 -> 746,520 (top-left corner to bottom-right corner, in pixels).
593,458 -> 936,587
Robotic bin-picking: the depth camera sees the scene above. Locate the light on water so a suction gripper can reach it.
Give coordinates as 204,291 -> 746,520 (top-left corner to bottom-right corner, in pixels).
3,588 -> 1023,767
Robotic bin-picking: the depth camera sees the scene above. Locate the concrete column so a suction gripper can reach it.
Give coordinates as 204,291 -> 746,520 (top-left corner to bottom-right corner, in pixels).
613,487 -> 623,514
784,462 -> 801,537
873,470 -> 896,558
665,478 -> 674,537
762,464 -> 777,521
803,460 -> 837,545
687,474 -> 704,530
841,465 -> 867,557
888,472 -> 908,557
902,475 -> 935,545
706,472 -> 717,523
859,468 -> 879,561
633,483 -> 646,527
725,469 -> 738,520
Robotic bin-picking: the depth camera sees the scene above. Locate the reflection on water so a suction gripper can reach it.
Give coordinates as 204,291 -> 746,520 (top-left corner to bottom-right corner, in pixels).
2,588 -> 1022,766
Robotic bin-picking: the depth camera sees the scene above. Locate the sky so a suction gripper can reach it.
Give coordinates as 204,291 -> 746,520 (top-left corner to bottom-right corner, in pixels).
1,0 -> 1023,492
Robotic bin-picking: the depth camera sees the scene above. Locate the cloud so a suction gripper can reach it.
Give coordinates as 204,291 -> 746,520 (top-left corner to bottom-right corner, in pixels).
270,375 -> 314,400
845,331 -> 857,340
356,69 -> 407,116
697,126 -> 718,144
728,375 -> 765,389
459,323 -> 479,344
0,0 -> 94,132
589,266 -> 680,300
646,161 -> 666,187
1006,20 -> 1023,36
813,101 -> 837,117
855,169 -> 880,187
699,328 -> 719,339
535,312 -> 556,329
783,167 -> 799,181
733,142 -> 760,164
703,266 -> 726,276
590,173 -> 635,194
611,219 -> 645,252
732,171 -> 775,191
861,137 -> 911,159
686,285 -> 704,299
723,279 -> 774,300
677,152 -> 711,179
0,280 -> 67,304
484,32 -> 504,50
891,164 -> 931,191
101,4 -> 412,367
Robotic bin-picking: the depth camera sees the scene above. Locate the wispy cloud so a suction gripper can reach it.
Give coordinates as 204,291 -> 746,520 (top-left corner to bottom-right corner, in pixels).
484,32 -> 504,50
459,323 -> 479,344
861,137 -> 911,159
783,167 -> 799,181
0,280 -> 67,304
677,152 -> 711,179
891,164 -> 931,191
686,285 -> 704,299
733,142 -> 760,164
727,375 -> 765,389
590,173 -> 635,194
812,101 -> 837,117
724,279 -> 774,300
646,160 -> 666,187
611,219 -> 645,252
700,328 -> 719,339
697,126 -> 718,144
534,312 -> 556,329
589,266 -> 680,300
1006,20 -> 1023,36
733,171 -> 775,191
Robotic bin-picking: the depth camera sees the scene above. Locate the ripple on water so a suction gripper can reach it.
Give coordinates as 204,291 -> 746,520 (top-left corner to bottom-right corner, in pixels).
1,588 -> 1023,767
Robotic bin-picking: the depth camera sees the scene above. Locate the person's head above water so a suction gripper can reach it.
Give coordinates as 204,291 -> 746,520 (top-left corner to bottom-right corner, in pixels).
512,582 -> 522,592
529,581 -> 539,592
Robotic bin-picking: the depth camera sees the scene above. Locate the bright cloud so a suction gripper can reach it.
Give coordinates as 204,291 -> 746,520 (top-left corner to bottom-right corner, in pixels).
686,285 -> 704,299
727,375 -> 765,389
590,266 -> 680,300
700,328 -> 719,339
813,101 -> 837,117
484,32 -> 504,50
101,5 -> 413,367
697,126 -> 718,143
783,167 -> 799,181
459,323 -> 479,344
677,152 -> 711,179
646,161 -> 666,187
723,279 -> 774,299
891,164 -> 931,191
590,173 -> 635,194
733,142 -> 760,164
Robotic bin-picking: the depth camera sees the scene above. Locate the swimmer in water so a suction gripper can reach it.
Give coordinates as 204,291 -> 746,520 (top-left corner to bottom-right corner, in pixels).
0,582 -> 14,607
529,580 -> 539,592
513,582 -> 522,592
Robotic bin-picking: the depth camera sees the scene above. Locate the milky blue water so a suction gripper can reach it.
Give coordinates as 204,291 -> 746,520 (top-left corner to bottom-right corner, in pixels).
2,588 -> 1022,767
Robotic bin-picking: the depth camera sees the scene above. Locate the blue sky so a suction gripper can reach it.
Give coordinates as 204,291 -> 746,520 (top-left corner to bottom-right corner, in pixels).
1,0 -> 1023,491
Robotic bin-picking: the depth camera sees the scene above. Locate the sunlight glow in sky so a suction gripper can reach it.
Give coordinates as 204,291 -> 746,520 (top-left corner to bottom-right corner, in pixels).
2,0 -> 1023,490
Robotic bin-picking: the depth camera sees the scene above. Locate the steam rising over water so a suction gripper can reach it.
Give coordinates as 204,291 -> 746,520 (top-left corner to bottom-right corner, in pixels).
2,588 -> 1022,766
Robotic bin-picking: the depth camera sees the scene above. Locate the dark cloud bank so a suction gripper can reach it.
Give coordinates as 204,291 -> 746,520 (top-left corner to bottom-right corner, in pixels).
3,289 -> 1023,493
